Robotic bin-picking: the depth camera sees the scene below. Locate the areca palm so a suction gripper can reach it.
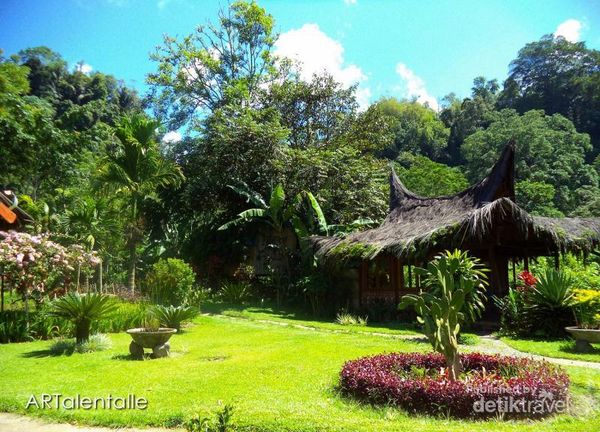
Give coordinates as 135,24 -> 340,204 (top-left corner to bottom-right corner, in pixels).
97,114 -> 183,292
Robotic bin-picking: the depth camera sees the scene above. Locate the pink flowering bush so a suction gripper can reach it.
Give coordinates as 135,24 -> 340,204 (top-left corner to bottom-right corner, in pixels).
340,352 -> 569,419
0,230 -> 100,302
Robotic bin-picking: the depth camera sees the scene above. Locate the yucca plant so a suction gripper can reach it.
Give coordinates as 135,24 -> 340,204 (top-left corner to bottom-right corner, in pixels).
49,293 -> 117,343
151,305 -> 198,331
524,268 -> 574,336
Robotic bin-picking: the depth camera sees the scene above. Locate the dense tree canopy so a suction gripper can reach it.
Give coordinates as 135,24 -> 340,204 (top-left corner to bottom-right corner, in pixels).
462,109 -> 598,215
4,0 -> 600,293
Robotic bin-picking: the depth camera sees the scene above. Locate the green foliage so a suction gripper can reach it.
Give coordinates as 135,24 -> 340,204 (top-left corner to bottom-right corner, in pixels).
524,269 -> 574,337
570,289 -> 600,329
516,180 -> 562,216
493,288 -> 529,336
399,250 -> 488,379
266,72 -> 358,149
49,333 -> 112,355
394,153 -> 468,197
49,293 -> 117,343
95,301 -> 149,333
218,281 -> 252,303
372,98 -> 450,161
462,109 -> 598,215
97,113 -> 184,292
185,403 -> 235,432
335,311 -> 368,326
145,258 -> 197,306
148,0 -> 281,126
151,305 -> 199,331
498,35 -> 600,150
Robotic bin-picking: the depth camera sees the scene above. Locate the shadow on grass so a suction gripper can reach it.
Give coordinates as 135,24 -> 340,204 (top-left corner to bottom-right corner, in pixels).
21,348 -> 73,358
111,353 -> 148,361
202,300 -> 420,333
559,340 -> 600,355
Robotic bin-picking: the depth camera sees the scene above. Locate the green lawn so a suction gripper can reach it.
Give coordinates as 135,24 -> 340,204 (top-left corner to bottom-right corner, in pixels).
202,301 -> 421,336
501,337 -> 600,363
1,316 -> 600,431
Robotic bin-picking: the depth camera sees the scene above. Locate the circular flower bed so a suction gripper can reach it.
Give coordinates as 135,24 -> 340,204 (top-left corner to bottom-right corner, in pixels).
340,352 -> 569,419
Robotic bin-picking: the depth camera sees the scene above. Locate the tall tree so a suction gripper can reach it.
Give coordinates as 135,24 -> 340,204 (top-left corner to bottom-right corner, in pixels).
497,35 -> 600,150
97,114 -> 184,292
148,0 -> 284,128
462,109 -> 598,215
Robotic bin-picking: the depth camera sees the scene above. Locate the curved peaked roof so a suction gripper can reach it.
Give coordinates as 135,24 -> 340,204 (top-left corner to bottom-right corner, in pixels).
312,142 -> 600,262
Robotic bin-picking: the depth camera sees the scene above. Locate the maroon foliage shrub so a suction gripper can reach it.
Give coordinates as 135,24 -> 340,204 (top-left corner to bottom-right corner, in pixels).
340,352 -> 569,419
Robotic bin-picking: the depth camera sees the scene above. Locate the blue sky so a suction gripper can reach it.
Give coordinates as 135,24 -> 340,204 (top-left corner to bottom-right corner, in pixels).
1,0 -> 599,110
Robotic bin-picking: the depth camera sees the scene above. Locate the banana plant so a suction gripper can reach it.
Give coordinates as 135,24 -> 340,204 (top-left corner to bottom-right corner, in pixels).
399,250 -> 488,380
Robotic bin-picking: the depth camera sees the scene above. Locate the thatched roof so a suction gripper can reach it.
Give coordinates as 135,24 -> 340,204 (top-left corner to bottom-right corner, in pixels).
312,142 -> 600,263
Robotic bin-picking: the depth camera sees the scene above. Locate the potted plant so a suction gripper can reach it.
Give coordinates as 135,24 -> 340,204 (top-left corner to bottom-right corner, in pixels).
126,316 -> 176,359
566,288 -> 600,352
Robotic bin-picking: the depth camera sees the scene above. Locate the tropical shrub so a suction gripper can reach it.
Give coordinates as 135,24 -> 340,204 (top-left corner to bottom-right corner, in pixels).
340,352 -> 569,419
493,288 -> 529,336
571,288 -> 600,329
185,403 -> 235,432
524,268 -> 574,336
145,258 -> 196,306
218,281 -> 252,303
94,301 -> 149,333
336,311 -> 367,326
0,230 -> 99,304
399,250 -> 488,379
0,309 -> 70,343
151,304 -> 199,330
49,293 -> 117,343
49,333 -> 112,355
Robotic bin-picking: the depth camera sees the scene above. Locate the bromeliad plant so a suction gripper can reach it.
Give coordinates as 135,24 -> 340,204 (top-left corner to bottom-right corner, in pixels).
524,268 -> 574,336
399,250 -> 488,380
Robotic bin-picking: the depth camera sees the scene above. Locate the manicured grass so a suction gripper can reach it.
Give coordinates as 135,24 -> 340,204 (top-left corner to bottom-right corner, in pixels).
0,316 -> 599,431
501,337 -> 600,363
203,301 -> 421,336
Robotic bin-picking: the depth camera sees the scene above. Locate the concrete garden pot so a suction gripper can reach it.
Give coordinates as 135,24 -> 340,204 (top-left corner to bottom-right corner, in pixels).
565,326 -> 600,352
126,328 -> 177,358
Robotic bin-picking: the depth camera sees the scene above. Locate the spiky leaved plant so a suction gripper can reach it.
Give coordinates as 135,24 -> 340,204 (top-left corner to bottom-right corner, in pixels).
50,293 -> 117,344
399,250 -> 488,380
151,305 -> 198,331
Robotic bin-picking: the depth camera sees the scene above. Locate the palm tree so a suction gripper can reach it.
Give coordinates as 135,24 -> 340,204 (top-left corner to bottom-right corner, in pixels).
50,292 -> 117,344
97,114 -> 183,293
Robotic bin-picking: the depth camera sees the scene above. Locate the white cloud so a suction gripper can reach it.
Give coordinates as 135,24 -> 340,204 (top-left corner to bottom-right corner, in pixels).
394,63 -> 439,111
76,63 -> 93,75
343,0 -> 357,5
554,19 -> 583,42
162,131 -> 182,143
274,23 -> 371,109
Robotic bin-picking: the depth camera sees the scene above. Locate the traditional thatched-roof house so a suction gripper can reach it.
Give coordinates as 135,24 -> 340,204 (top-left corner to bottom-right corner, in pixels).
313,142 -> 600,315
0,191 -> 33,231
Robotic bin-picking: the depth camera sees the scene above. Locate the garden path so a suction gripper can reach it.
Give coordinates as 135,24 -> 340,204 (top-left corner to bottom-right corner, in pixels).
0,413 -> 181,432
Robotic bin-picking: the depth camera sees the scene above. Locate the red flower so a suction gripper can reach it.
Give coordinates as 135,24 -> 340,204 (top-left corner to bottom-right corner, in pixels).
518,270 -> 537,288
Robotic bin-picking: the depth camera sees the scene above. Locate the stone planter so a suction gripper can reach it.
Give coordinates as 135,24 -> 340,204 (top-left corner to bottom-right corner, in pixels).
126,328 -> 177,358
565,326 -> 600,352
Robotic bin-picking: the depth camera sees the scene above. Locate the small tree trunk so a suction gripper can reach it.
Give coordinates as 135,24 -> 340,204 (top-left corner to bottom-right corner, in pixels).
1,275 -> 4,313
127,244 -> 137,294
76,264 -> 81,293
98,259 -> 103,294
75,319 -> 91,344
447,352 -> 462,381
